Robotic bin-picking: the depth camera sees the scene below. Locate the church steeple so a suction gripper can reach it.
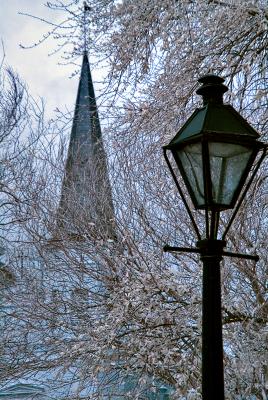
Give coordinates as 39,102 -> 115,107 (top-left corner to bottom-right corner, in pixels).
58,52 -> 116,239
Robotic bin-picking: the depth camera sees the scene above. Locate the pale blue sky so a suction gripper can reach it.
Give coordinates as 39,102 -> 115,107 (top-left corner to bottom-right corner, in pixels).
1,1 -> 78,116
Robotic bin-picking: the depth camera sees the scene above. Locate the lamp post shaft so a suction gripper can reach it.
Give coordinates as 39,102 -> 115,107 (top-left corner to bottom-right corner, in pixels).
198,239 -> 225,400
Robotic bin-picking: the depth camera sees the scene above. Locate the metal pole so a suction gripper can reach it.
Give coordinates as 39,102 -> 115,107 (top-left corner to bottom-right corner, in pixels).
197,239 -> 225,400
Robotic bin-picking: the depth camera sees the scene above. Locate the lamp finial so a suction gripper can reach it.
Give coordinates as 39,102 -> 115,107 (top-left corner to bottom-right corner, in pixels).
197,74 -> 228,105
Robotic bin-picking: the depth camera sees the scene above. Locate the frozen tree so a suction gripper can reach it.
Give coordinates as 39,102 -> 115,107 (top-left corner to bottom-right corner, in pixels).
0,62 -> 49,253
2,1 -> 268,399
0,61 -> 57,386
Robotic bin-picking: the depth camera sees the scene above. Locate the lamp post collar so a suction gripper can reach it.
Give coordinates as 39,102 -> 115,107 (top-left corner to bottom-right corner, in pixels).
197,74 -> 228,106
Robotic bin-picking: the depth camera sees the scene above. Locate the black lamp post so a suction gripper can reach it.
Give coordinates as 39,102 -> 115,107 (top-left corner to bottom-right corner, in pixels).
163,75 -> 267,400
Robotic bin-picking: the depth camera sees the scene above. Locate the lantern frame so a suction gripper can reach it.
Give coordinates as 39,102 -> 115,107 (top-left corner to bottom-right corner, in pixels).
163,74 -> 266,240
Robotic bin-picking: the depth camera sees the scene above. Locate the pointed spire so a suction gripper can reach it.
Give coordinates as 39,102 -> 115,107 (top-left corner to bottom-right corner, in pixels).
58,53 -> 116,239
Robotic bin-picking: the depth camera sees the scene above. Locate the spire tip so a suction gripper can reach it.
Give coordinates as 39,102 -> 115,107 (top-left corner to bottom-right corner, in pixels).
83,1 -> 91,11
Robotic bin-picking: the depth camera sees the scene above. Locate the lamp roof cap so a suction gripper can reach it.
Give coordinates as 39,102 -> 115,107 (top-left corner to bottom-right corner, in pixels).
197,74 -> 228,105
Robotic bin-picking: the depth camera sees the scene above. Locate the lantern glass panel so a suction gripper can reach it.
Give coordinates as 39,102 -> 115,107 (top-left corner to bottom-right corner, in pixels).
176,143 -> 204,206
208,142 -> 253,206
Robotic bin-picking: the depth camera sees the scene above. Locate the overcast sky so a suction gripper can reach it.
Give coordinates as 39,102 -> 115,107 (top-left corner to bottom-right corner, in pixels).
1,0 -> 78,116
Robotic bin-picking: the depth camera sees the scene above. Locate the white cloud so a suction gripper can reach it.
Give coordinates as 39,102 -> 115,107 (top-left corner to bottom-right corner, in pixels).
1,0 -> 77,116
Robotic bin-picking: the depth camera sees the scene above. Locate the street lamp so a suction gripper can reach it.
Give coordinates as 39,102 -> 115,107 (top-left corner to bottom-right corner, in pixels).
163,75 -> 267,400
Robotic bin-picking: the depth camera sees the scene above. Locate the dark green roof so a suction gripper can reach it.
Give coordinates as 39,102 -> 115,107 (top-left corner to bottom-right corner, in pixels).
59,52 -> 116,238
67,52 -> 103,167
169,103 -> 260,146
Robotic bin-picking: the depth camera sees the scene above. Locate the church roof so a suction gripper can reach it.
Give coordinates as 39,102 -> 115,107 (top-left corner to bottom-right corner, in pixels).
66,52 -> 104,169
58,52 -> 116,239
0,383 -> 46,398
